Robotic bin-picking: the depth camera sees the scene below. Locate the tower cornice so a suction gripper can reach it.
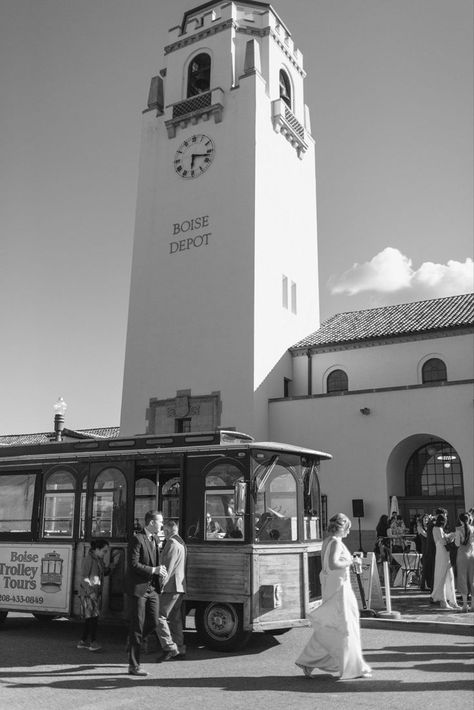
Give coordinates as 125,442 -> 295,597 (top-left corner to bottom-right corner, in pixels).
165,18 -> 305,78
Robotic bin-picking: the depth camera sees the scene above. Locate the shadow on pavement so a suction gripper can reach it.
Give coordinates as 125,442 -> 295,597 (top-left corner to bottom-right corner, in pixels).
0,673 -> 472,694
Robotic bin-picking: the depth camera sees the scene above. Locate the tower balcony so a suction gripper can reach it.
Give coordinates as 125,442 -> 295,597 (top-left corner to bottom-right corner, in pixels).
165,88 -> 225,138
271,99 -> 308,158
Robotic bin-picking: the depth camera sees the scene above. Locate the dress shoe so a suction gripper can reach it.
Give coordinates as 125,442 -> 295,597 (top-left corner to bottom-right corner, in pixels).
157,651 -> 179,662
128,666 -> 148,676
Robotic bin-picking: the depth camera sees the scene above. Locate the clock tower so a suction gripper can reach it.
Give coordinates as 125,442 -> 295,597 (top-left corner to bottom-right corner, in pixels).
120,1 -> 320,439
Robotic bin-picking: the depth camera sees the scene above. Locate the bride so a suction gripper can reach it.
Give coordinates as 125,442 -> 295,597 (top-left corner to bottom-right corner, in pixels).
295,512 -> 372,680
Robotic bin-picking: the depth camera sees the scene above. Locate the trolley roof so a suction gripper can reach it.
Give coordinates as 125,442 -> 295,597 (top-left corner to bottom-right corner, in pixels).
0,430 -> 331,466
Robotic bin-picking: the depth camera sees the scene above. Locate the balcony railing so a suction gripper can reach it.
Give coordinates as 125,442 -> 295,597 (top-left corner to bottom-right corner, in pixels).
271,99 -> 308,158
165,88 -> 225,138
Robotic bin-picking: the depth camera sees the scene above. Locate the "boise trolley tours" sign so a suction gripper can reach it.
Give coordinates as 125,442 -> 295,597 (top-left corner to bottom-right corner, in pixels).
0,544 -> 74,614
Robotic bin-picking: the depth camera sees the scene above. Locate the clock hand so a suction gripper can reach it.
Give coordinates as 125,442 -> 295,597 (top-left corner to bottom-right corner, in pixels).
191,153 -> 208,169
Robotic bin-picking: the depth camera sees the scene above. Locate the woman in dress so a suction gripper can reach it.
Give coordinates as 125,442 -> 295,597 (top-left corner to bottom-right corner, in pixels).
77,538 -> 116,650
295,513 -> 372,680
455,512 -> 474,612
431,514 -> 460,609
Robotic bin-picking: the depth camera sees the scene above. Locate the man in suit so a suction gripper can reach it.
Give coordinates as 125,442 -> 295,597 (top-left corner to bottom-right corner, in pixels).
126,510 -> 168,676
156,519 -> 187,661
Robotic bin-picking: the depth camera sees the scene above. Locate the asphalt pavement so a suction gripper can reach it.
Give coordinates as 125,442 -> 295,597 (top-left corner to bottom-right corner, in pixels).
362,586 -> 474,632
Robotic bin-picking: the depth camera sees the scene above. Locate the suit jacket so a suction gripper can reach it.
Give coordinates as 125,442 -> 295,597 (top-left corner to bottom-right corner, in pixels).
161,534 -> 186,594
126,530 -> 161,597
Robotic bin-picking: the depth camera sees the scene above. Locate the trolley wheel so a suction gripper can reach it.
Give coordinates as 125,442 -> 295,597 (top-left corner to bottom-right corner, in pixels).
0,611 -> 7,624
195,602 -> 251,651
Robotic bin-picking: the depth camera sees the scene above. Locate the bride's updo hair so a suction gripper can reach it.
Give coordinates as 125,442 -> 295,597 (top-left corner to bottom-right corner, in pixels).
327,513 -> 351,534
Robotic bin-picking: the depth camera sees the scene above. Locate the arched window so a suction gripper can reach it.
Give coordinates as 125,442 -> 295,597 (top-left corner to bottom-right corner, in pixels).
422,358 -> 447,384
405,442 -> 463,497
327,369 -> 348,393
42,469 -> 76,538
134,477 -> 157,531
187,53 -> 211,97
279,69 -> 291,108
162,477 -> 181,521
92,468 -> 126,538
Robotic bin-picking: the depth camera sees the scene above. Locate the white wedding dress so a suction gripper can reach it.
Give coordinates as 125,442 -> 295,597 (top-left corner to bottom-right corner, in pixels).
296,536 -> 372,680
431,525 -> 457,605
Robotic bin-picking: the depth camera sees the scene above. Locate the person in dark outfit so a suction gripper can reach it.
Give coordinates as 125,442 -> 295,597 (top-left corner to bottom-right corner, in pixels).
126,510 -> 168,676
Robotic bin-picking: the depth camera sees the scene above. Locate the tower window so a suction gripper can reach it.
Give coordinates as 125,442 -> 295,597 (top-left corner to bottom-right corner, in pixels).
327,369 -> 348,393
422,358 -> 447,384
175,418 -> 192,433
291,281 -> 297,314
187,53 -> 211,97
279,70 -> 291,109
282,275 -> 288,308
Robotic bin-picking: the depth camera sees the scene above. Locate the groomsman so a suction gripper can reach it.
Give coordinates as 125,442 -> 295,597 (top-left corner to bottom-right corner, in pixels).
126,510 -> 167,676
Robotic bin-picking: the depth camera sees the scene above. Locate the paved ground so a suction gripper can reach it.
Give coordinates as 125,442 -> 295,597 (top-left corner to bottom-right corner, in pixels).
0,614 -> 472,710
362,586 -> 474,630
0,587 -> 472,710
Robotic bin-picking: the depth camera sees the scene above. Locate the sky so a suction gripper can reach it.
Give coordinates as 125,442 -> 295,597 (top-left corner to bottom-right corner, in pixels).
0,0 -> 472,435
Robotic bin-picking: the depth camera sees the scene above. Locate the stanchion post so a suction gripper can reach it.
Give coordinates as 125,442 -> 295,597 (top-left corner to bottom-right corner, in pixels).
377,560 -> 401,619
383,560 -> 391,613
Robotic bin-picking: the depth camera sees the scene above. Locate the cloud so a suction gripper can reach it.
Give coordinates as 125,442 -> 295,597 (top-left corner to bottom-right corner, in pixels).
330,247 -> 474,298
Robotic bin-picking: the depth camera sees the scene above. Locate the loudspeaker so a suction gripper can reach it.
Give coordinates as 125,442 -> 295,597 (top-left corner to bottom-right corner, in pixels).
352,499 -> 365,518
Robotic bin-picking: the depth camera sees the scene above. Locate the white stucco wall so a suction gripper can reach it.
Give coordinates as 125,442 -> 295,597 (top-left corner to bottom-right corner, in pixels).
291,333 -> 474,395
269,381 -> 474,531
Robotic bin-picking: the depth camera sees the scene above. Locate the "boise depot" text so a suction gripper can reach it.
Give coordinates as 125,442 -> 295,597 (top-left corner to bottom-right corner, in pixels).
169,215 -> 211,254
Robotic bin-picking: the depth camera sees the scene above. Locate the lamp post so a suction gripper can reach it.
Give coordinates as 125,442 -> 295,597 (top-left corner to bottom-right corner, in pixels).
53,397 -> 67,441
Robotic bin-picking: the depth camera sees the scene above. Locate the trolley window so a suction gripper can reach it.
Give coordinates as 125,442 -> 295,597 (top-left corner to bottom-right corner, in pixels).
254,458 -> 298,542
42,470 -> 76,538
0,473 -> 38,535
92,468 -> 127,538
204,463 -> 244,540
162,477 -> 180,522
134,476 -> 157,530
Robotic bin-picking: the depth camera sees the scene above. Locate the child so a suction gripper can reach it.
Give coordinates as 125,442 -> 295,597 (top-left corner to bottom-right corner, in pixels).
77,538 -> 115,651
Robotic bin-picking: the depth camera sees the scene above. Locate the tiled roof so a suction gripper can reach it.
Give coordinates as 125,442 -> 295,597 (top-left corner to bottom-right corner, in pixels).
292,293 -> 474,350
0,426 -> 120,447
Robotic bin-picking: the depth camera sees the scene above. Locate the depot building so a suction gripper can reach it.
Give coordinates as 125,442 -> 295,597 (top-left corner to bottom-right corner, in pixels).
3,2 -> 473,547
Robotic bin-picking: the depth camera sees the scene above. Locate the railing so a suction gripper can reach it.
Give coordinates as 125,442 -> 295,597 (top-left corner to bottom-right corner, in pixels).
165,88 -> 225,138
271,99 -> 308,157
172,92 -> 212,119
283,104 -> 305,140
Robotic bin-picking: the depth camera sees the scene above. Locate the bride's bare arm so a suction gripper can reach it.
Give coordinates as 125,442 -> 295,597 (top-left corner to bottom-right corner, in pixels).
327,539 -> 351,570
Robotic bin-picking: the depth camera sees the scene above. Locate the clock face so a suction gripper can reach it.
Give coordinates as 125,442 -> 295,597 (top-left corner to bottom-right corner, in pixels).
174,134 -> 215,179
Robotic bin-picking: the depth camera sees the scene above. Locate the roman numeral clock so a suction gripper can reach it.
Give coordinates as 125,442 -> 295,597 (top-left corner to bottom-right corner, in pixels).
121,1 -> 320,441
174,134 -> 215,179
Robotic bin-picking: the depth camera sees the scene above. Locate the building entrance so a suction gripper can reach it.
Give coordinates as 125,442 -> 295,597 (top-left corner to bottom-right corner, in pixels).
397,439 -> 465,529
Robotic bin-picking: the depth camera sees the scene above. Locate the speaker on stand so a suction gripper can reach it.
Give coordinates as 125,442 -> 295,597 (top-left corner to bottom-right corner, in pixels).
352,499 -> 364,552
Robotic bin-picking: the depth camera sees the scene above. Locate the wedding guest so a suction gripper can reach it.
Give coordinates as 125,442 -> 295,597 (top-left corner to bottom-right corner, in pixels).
431,513 -> 460,610
455,512 -> 474,612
